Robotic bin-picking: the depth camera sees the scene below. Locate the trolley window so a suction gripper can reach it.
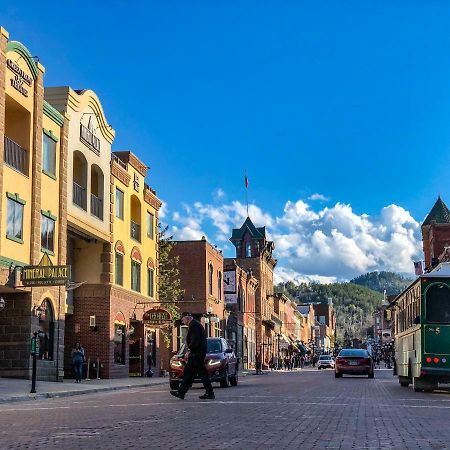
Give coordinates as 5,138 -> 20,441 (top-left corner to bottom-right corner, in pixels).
426,284 -> 450,324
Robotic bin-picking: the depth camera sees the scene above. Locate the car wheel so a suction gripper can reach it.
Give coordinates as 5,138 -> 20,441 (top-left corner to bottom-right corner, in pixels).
170,380 -> 179,390
220,367 -> 229,388
368,371 -> 374,379
318,366 -> 321,370
334,372 -> 342,378
399,376 -> 410,387
229,370 -> 238,386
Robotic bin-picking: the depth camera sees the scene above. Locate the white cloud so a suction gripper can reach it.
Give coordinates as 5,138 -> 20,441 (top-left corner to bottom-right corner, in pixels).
308,193 -> 330,202
169,196 -> 422,281
213,188 -> 226,201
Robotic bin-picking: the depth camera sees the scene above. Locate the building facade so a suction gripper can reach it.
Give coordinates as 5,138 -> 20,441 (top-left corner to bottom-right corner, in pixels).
0,29 -> 68,380
229,217 -> 277,369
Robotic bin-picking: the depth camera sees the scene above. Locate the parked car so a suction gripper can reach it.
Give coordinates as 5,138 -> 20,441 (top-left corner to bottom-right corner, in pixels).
317,355 -> 335,370
169,337 -> 239,390
335,349 -> 374,378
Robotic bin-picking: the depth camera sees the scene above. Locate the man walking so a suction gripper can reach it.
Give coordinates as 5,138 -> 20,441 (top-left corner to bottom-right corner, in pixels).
170,313 -> 215,400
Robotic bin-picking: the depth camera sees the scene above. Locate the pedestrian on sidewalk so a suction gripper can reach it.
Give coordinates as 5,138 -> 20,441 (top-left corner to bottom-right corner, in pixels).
71,342 -> 85,383
170,313 -> 215,400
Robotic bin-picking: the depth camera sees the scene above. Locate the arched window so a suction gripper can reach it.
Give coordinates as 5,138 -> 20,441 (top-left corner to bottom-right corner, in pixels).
73,151 -> 88,210
218,271 -> 222,301
208,263 -> 213,295
246,242 -> 252,258
38,299 -> 54,360
130,195 -> 142,242
90,164 -> 104,220
242,289 -> 246,313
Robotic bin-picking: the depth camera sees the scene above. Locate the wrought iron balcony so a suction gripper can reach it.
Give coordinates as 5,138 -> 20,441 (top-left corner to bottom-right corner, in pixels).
73,181 -> 87,210
90,194 -> 103,220
4,136 -> 27,175
130,221 -> 141,242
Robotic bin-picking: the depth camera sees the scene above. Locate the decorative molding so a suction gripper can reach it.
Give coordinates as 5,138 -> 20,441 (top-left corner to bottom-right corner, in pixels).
6,40 -> 38,79
111,160 -> 131,186
43,128 -> 59,142
131,246 -> 142,263
144,187 -> 162,210
41,209 -> 57,221
147,257 -> 155,269
6,192 -> 26,205
115,240 -> 125,255
43,101 -> 64,127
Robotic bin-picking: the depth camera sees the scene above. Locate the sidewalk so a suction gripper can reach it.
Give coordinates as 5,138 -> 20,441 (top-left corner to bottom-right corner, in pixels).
0,376 -> 169,404
0,368 -> 256,403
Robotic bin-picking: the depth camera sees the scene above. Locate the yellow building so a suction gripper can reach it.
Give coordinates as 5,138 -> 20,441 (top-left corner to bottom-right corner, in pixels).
44,91 -> 162,377
0,28 -> 69,380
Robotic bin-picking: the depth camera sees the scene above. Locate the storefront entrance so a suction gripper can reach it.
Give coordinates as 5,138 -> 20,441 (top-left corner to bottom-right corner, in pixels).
128,321 -> 144,376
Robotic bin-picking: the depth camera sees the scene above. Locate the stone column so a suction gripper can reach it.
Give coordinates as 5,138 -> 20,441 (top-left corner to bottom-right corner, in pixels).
0,27 -> 9,257
29,63 -> 45,265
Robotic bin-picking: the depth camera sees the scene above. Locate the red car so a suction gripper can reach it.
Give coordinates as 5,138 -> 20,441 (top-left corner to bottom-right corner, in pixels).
169,337 -> 239,390
335,348 -> 374,378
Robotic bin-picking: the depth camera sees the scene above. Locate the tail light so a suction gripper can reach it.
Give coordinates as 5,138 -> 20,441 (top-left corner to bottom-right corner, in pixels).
425,357 -> 432,363
433,357 -> 440,364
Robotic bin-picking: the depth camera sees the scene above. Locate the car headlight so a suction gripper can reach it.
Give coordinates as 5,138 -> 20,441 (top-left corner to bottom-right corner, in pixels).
171,360 -> 183,367
208,359 -> 221,366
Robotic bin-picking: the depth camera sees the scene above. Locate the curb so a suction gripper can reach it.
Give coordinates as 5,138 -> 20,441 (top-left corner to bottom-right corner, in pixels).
0,379 -> 169,404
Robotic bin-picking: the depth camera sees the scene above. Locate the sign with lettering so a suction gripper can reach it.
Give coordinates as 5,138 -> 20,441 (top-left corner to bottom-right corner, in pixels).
224,270 -> 236,293
7,59 -> 32,97
225,293 -> 237,305
142,308 -> 172,326
21,253 -> 71,287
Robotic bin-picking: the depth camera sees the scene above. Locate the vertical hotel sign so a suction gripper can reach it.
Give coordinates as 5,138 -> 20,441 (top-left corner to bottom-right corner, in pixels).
224,270 -> 237,305
7,59 -> 32,97
21,254 -> 71,287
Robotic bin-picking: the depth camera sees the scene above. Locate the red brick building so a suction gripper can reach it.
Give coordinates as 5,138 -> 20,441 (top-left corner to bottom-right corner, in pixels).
170,238 -> 225,348
229,217 -> 277,368
421,196 -> 450,270
223,259 -> 258,369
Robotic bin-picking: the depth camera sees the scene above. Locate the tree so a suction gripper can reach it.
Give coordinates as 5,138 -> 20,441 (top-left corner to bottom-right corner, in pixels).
158,225 -> 184,345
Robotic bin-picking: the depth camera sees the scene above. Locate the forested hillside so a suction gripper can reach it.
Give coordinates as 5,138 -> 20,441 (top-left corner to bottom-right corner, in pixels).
350,271 -> 413,296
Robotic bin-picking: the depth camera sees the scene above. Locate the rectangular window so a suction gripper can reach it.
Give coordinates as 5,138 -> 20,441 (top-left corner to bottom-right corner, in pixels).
147,211 -> 154,239
148,268 -> 154,297
115,188 -> 124,219
7,198 -> 24,241
115,253 -> 124,286
41,215 -> 55,252
42,133 -> 56,177
131,261 -> 141,292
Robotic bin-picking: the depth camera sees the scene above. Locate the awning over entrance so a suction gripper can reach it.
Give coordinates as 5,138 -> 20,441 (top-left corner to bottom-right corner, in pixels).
279,333 -> 290,350
297,342 -> 309,355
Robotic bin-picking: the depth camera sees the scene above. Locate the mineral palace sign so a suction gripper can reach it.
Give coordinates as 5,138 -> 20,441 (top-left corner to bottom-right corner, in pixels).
21,254 -> 71,287
142,308 -> 172,326
7,59 -> 32,97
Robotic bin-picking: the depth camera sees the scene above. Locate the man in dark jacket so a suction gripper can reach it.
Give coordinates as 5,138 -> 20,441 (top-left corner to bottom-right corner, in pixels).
170,313 -> 215,400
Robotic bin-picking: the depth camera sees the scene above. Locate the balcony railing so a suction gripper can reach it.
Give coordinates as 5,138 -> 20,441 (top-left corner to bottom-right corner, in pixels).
131,221 -> 141,242
73,181 -> 87,210
4,136 -> 27,175
90,194 -> 103,220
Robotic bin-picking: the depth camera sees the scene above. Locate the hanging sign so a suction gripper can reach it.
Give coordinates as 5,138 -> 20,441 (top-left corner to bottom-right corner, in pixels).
21,254 -> 71,287
142,308 -> 172,326
224,270 -> 236,293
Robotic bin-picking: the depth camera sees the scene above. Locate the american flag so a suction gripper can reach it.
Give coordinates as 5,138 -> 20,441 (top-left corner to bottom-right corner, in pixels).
414,261 -> 424,276
244,174 -> 248,189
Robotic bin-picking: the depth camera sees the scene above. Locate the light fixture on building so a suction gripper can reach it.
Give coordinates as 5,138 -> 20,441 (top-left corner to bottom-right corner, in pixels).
128,325 -> 135,336
33,304 -> 44,319
0,296 -> 5,311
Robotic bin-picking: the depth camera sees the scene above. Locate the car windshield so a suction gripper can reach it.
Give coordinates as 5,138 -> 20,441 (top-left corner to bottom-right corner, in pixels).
338,349 -> 368,358
319,356 -> 332,360
207,339 -> 223,353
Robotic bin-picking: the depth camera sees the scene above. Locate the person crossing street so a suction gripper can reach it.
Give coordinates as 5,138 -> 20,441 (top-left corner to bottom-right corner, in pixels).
170,313 -> 215,400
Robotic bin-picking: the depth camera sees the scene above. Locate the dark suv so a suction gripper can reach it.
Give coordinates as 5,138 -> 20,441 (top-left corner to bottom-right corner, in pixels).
170,337 -> 239,389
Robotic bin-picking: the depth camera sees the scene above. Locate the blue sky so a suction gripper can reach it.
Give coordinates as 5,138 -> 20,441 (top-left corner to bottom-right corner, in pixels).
3,1 -> 450,282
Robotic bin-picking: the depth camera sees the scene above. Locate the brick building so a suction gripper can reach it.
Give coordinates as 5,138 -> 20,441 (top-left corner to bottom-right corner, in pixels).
313,300 -> 336,353
223,259 -> 258,369
421,196 -> 450,271
0,29 -> 69,381
170,238 -> 225,349
229,217 -> 277,368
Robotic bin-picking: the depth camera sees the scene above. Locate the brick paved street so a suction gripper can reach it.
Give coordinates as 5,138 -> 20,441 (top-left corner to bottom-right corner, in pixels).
1,369 -> 450,449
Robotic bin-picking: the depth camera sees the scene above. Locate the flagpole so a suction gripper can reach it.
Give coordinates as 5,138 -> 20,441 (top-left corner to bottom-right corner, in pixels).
245,170 -> 249,217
